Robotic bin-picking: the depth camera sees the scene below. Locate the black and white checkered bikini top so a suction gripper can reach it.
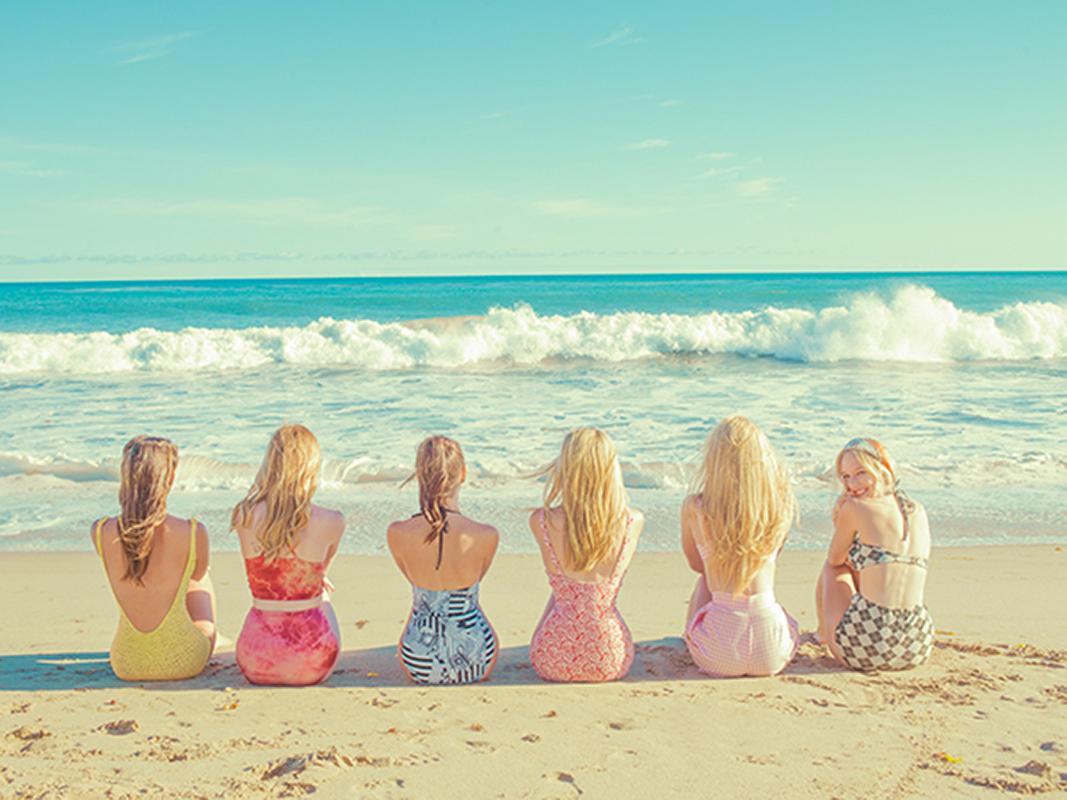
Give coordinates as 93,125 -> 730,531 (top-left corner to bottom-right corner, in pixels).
848,536 -> 929,571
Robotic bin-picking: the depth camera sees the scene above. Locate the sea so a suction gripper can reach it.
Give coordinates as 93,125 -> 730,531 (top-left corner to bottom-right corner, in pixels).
1,272 -> 1064,553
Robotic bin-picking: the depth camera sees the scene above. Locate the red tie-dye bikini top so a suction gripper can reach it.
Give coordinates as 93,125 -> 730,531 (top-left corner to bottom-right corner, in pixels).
244,553 -> 326,601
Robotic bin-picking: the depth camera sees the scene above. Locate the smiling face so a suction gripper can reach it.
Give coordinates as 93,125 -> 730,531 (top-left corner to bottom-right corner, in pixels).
837,450 -> 878,499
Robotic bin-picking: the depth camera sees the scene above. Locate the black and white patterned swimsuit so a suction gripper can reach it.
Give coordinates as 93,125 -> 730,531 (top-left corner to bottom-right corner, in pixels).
399,584 -> 497,685
834,537 -> 933,671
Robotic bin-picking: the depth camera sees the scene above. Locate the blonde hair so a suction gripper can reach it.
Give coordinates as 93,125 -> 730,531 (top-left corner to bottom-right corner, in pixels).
835,439 -> 916,534
541,428 -> 629,572
117,435 -> 179,585
232,425 -> 321,562
692,416 -> 796,595
402,436 -> 465,569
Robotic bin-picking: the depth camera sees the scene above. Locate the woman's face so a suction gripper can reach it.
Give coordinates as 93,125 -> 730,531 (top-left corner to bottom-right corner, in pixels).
838,451 -> 876,499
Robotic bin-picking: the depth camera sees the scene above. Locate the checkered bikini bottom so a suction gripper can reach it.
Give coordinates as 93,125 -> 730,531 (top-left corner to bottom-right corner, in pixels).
834,594 -> 933,671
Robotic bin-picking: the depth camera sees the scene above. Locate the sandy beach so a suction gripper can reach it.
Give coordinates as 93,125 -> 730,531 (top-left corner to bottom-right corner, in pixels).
2,546 -> 1065,799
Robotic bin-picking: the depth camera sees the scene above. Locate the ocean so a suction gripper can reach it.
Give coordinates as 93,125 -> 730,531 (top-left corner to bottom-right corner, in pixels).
1,272 -> 1065,553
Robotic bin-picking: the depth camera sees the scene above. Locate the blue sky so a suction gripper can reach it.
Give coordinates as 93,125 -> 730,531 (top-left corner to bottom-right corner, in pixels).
1,1 -> 1065,280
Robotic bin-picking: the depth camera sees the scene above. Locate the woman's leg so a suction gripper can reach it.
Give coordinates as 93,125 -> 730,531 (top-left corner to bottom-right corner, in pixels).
815,561 -> 855,662
186,572 -> 218,654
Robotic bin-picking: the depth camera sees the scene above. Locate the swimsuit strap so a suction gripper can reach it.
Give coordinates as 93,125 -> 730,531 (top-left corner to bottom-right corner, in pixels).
93,517 -> 106,559
186,518 -> 198,577
411,508 -> 459,571
893,491 -> 910,541
539,508 -> 564,573
608,515 -> 633,584
851,536 -> 928,570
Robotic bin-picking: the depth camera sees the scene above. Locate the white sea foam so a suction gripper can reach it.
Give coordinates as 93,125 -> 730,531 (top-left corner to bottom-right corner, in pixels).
3,448 -> 1063,493
3,286 -> 1065,375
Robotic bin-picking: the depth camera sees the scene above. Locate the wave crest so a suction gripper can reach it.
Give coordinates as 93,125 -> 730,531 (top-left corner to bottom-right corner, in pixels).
2,285 -> 1064,374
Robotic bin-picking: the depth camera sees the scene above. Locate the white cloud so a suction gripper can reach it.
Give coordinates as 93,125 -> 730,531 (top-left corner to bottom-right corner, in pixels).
697,151 -> 736,161
736,177 -> 783,198
111,31 -> 201,65
659,99 -> 683,108
623,138 -> 671,151
479,111 -> 510,121
591,25 -> 643,48
697,166 -> 742,179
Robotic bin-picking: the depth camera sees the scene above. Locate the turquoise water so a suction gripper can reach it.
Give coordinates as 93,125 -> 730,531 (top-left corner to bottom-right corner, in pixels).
2,272 -> 1065,333
1,272 -> 1065,552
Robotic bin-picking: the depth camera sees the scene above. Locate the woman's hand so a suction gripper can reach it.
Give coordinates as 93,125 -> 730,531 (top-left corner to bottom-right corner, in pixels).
323,576 -> 336,595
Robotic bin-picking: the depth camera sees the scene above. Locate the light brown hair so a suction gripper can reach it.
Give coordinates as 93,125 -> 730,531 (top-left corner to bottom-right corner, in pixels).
117,435 -> 179,585
403,436 -> 465,568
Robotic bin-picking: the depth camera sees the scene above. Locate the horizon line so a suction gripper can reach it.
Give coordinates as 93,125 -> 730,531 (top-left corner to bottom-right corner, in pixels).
2,266 -> 1065,285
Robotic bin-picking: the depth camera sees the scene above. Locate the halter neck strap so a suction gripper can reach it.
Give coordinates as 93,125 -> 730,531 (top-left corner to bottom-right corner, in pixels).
410,508 -> 460,570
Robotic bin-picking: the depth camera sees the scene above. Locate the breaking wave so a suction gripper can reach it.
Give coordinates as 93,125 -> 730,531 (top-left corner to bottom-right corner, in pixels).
2,285 -> 1065,375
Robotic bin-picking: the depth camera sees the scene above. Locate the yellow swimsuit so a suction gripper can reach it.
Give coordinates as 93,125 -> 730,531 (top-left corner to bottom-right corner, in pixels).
94,518 -> 212,681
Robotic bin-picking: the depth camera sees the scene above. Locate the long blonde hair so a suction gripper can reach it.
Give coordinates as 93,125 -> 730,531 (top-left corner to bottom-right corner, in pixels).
117,435 -> 179,585
693,416 -> 796,595
541,428 -> 629,572
231,425 -> 321,562
402,436 -> 465,569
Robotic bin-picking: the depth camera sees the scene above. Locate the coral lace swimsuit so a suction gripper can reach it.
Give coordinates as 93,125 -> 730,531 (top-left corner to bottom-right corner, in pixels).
529,509 -> 635,683
236,553 -> 340,685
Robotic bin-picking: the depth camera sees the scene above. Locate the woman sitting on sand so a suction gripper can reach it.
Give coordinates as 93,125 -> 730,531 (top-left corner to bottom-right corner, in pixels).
681,416 -> 800,677
233,425 -> 344,685
529,428 -> 645,682
91,435 -> 217,681
388,436 -> 500,684
815,437 -> 933,671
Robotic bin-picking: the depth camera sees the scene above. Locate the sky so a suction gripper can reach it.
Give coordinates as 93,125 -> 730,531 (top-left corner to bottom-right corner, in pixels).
1,1 -> 1066,281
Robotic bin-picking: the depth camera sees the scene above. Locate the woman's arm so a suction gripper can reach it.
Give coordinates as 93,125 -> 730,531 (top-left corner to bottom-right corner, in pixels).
191,520 -> 211,581
827,498 -> 858,566
680,496 -> 705,574
480,525 -> 500,579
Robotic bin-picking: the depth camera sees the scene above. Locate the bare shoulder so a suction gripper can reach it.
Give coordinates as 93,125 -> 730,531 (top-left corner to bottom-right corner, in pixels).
837,496 -> 869,519
681,494 -> 701,515
467,518 -> 499,541
627,507 -> 646,537
527,507 -> 545,531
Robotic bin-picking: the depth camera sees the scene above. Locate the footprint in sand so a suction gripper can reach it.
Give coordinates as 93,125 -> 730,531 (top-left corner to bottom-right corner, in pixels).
7,726 -> 51,741
99,719 -> 139,735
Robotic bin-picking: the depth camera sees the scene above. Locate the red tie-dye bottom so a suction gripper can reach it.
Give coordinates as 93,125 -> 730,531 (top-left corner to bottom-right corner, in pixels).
236,608 -> 339,686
